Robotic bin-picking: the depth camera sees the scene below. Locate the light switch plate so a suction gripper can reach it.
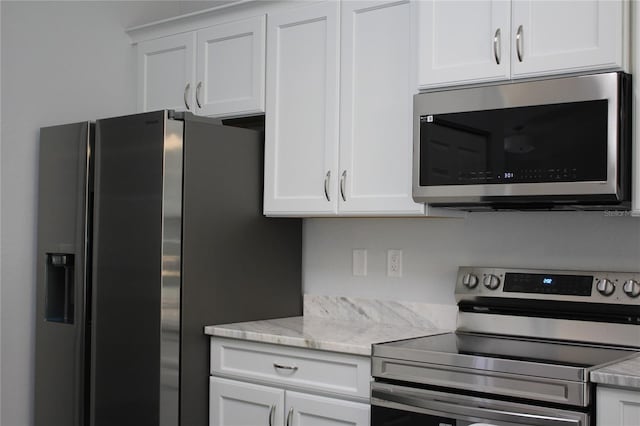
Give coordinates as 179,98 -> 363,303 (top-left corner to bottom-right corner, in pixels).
352,249 -> 367,276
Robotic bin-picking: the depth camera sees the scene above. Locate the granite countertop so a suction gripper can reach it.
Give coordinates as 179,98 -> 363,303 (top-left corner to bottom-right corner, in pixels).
204,295 -> 457,356
205,315 -> 447,356
591,354 -> 640,389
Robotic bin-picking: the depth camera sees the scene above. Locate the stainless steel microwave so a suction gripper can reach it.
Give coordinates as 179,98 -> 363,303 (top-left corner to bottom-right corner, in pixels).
412,72 -> 632,211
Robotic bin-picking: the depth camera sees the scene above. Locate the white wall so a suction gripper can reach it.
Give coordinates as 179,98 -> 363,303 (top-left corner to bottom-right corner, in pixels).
303,213 -> 640,305
0,2 -> 186,425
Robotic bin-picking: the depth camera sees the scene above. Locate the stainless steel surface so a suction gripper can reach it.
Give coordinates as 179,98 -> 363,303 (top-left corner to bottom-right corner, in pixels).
371,382 -> 589,426
455,266 -> 640,306
286,407 -> 294,426
196,81 -> 203,108
184,83 -> 191,110
269,404 -> 275,426
274,363 -> 299,372
35,122 -> 92,426
412,72 -> 625,204
493,28 -> 501,64
372,356 -> 588,406
159,117 -> 183,426
457,313 -> 640,348
340,170 -> 347,202
178,113 -> 302,426
91,111 -> 167,426
36,110 -> 303,426
324,170 -> 331,201
516,24 -> 523,62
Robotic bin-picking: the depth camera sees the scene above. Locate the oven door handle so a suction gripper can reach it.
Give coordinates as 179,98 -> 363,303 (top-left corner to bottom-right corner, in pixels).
371,384 -> 585,426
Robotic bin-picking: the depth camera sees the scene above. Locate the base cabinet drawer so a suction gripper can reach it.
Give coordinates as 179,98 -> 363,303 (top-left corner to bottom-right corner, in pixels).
210,376 -> 370,426
211,337 -> 371,399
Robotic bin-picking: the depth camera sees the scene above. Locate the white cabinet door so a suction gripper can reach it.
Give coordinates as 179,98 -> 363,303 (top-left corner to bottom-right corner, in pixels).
196,15 -> 266,117
417,0 -> 511,88
210,376 -> 284,426
285,391 -> 369,426
339,0 -> 425,215
264,2 -> 340,216
597,386 -> 640,426
511,0 -> 624,78
137,32 -> 196,113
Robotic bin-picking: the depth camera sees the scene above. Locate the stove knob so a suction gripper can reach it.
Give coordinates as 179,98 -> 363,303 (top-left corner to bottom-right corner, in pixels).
462,273 -> 478,288
596,278 -> 615,296
483,274 -> 501,290
623,280 -> 640,298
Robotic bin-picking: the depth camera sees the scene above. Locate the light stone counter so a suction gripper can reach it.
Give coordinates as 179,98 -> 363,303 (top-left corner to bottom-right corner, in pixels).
204,295 -> 456,356
591,355 -> 640,389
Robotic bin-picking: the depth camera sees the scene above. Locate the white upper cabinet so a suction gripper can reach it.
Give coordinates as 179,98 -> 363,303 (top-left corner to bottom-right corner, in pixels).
511,0 -> 624,78
418,0 -> 627,89
137,15 -> 266,118
195,16 -> 266,117
137,32 -> 196,112
264,0 -> 425,216
263,2 -> 341,216
418,0 -> 511,88
339,0 -> 425,215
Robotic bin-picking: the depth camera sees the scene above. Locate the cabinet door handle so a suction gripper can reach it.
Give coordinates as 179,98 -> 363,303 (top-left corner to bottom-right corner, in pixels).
286,407 -> 294,426
268,404 -> 275,426
324,171 -> 331,202
183,83 -> 191,110
493,28 -> 501,65
195,81 -> 203,108
516,25 -> 524,62
340,170 -> 347,202
273,363 -> 298,373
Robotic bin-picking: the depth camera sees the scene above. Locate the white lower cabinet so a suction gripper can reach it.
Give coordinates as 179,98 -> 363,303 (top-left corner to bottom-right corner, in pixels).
597,386 -> 640,426
210,378 -> 369,426
210,337 -> 371,426
210,377 -> 284,426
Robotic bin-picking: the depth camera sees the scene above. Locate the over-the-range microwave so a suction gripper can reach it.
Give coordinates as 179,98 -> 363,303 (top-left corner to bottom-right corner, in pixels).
412,72 -> 632,211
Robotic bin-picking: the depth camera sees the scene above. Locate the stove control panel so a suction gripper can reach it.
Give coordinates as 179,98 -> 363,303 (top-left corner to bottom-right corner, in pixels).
456,267 -> 640,305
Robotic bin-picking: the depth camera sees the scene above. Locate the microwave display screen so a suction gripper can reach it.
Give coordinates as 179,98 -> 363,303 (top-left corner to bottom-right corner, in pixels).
419,100 -> 608,186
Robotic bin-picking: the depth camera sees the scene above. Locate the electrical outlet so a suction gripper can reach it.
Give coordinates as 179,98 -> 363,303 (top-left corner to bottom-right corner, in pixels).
352,249 -> 367,276
387,249 -> 402,277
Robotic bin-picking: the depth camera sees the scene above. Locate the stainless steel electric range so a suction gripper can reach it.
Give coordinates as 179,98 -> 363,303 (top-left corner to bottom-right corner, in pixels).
371,267 -> 640,426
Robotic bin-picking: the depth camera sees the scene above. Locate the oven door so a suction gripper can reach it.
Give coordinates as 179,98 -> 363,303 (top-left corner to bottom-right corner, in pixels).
371,382 -> 590,426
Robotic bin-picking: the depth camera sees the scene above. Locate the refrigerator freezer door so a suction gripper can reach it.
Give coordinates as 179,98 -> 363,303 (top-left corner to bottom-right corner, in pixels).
35,122 -> 92,426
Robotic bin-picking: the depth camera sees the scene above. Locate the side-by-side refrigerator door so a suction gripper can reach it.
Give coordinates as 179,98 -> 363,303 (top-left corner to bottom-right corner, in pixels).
35,122 -> 93,426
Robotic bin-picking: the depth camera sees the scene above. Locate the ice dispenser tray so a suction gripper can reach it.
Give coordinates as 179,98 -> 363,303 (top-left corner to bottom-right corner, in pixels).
45,253 -> 74,324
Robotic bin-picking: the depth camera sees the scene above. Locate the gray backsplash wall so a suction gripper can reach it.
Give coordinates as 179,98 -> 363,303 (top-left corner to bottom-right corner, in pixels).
302,212 -> 640,306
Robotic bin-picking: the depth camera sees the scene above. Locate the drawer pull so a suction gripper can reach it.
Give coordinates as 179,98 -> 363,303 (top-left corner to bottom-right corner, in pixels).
274,363 -> 298,374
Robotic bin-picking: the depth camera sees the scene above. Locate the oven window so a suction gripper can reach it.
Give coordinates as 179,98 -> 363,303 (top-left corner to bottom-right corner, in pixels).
372,405 -> 457,426
419,100 -> 608,186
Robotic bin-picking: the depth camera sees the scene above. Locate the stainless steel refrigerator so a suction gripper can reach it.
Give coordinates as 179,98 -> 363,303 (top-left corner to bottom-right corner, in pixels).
34,111 -> 302,426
